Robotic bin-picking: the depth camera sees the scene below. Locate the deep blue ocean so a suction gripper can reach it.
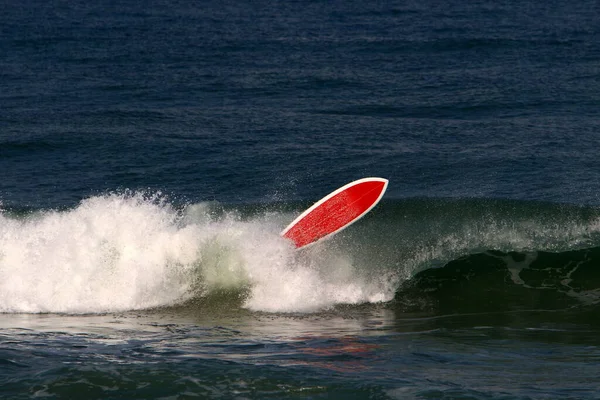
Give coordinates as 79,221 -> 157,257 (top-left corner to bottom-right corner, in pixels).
2,0 -> 600,398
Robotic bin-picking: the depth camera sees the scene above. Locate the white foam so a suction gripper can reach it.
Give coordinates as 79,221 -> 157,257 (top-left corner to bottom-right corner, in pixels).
241,244 -> 395,313
0,193 -> 395,314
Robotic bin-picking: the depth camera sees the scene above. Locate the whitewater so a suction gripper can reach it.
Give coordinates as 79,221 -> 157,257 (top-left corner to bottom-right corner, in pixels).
0,193 -> 396,314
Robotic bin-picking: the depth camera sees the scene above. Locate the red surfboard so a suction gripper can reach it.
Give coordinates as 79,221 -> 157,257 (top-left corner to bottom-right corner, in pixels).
281,177 -> 389,249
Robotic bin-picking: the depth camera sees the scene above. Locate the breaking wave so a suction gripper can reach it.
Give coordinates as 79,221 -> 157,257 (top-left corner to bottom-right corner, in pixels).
2,194 -> 600,314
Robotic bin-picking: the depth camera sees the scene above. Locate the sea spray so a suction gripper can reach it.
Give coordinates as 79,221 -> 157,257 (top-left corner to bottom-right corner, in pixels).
0,193 -> 200,313
190,205 -> 397,312
242,243 -> 395,312
0,193 -> 396,314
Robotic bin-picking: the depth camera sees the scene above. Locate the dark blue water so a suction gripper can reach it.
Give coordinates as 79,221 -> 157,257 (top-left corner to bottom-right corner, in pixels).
2,0 -> 600,398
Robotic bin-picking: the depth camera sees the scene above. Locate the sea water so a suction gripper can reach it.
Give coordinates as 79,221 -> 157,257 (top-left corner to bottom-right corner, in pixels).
2,0 -> 600,398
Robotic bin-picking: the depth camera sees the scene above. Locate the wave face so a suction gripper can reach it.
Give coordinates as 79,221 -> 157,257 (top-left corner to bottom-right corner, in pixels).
395,247 -> 600,315
2,194 -> 600,314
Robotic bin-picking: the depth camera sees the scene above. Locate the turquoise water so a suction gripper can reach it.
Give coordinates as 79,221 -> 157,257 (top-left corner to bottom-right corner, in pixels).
2,0 -> 600,398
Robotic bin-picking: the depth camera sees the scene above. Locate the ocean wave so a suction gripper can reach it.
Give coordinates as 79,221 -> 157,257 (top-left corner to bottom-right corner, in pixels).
2,194 -> 600,314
